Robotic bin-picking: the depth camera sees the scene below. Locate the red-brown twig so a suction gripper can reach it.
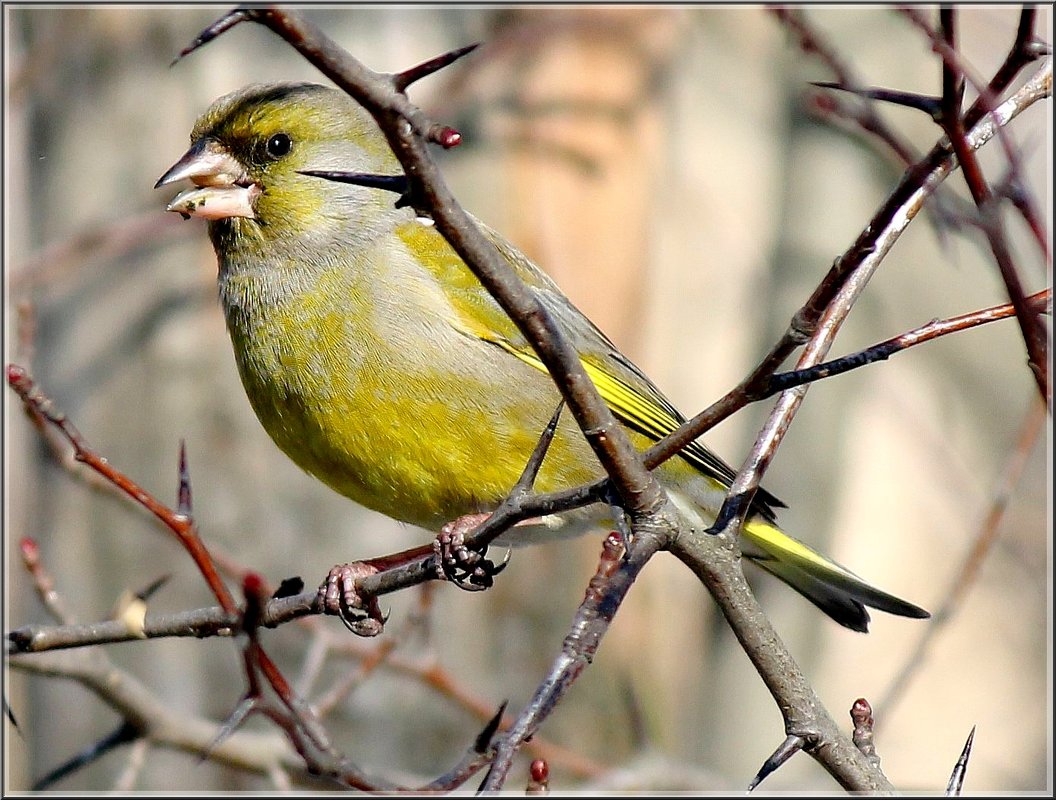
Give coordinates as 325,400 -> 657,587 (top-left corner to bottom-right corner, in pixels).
6,364 -> 237,615
18,537 -> 73,625
899,7 -> 1050,403
767,289 -> 1051,392
769,7 -> 919,166
225,573 -> 390,792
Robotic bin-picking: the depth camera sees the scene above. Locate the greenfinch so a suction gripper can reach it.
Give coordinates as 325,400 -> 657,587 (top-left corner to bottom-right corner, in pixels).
156,82 -> 928,632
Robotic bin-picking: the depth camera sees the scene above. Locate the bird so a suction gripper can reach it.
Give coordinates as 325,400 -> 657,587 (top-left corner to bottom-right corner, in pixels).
156,81 -> 929,632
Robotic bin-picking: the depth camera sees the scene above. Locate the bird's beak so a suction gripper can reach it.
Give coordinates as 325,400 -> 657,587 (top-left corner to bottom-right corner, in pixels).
155,138 -> 259,220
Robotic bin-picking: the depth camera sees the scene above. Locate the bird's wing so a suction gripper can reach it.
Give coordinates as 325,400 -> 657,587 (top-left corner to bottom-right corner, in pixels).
403,217 -> 784,516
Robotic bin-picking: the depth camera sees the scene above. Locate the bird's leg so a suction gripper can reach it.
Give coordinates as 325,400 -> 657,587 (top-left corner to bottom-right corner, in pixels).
433,513 -> 510,592
319,509 -> 518,633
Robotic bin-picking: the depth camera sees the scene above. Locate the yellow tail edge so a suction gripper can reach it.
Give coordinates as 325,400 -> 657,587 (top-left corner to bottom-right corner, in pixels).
741,519 -> 930,633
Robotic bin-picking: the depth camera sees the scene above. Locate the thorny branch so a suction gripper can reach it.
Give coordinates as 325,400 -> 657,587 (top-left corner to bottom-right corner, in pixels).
8,4 -> 1050,793
6,365 -> 237,615
7,369 -> 581,790
10,287 -> 1049,657
899,6 -> 1050,403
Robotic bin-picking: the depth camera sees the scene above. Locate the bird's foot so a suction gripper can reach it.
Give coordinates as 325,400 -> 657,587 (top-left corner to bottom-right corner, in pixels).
318,562 -> 386,637
433,513 -> 510,591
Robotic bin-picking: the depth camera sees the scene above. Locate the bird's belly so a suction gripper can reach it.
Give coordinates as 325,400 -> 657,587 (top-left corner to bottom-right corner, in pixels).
255,371 -> 608,532
229,311 -> 604,534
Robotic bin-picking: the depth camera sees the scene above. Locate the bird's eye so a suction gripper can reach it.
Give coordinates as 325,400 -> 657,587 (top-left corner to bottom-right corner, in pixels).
265,133 -> 293,159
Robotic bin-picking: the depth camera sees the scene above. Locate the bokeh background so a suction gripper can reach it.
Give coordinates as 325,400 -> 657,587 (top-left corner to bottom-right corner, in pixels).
5,5 -> 1051,793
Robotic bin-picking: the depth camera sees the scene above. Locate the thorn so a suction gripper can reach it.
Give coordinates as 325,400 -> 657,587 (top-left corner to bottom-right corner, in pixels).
32,721 -> 138,790
135,574 -> 171,603
392,42 -> 480,92
812,82 -> 944,119
177,439 -> 193,520
945,725 -> 976,796
171,8 -> 251,66
514,401 -> 564,495
706,491 -> 752,536
271,576 -> 304,599
3,697 -> 18,731
298,170 -> 423,212
203,696 -> 258,762
748,734 -> 806,791
475,700 -> 508,753
297,170 -> 409,196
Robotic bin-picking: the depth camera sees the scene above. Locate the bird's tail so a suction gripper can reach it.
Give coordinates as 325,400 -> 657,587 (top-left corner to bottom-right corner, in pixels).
740,518 -> 930,632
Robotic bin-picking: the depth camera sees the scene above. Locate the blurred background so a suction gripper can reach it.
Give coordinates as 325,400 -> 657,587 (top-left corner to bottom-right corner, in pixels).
5,5 -> 1051,793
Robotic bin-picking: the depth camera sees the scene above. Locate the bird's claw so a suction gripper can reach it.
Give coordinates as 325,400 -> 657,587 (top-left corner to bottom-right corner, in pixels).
318,562 -> 385,637
433,516 -> 510,592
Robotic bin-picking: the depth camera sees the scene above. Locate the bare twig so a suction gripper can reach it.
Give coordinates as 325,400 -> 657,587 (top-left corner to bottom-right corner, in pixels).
637,57 -> 1051,494
707,55 -> 1051,541
899,7 -> 1050,402
9,648 -> 339,783
767,289 -> 1051,392
675,32 -> 1050,797
32,721 -> 140,791
228,573 -> 391,792
481,531 -> 665,789
7,365 -> 238,614
311,638 -> 398,718
18,537 -> 73,625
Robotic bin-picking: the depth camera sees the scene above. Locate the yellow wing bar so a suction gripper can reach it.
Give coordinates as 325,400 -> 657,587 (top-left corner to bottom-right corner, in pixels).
490,339 -> 740,493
